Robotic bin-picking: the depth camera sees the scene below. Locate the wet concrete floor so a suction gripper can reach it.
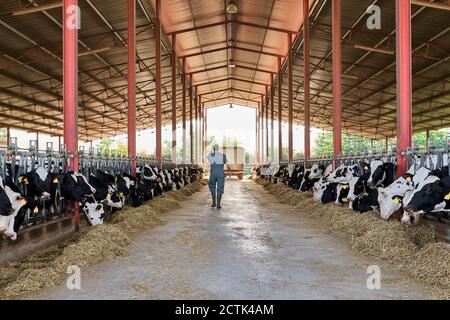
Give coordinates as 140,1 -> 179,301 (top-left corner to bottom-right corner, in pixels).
28,179 -> 426,299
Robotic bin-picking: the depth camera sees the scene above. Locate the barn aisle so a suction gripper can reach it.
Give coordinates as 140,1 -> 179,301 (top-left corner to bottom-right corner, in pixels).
26,179 -> 425,300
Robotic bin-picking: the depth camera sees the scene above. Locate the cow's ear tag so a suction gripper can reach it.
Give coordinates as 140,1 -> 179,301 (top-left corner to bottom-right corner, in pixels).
364,166 -> 368,170
53,178 -> 59,184
393,197 -> 400,204
18,176 -> 23,183
23,178 -> 29,184
406,177 -> 412,182
106,194 -> 111,201
444,192 -> 450,201
33,207 -> 39,213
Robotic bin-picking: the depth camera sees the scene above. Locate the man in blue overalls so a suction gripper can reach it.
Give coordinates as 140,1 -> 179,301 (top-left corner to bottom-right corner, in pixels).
207,144 -> 227,209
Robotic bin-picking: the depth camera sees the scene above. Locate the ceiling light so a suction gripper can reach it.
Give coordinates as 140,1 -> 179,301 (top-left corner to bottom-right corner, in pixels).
226,3 -> 238,14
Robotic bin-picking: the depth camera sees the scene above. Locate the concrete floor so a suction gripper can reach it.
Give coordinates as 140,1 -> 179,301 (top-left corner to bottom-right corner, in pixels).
27,179 -> 426,300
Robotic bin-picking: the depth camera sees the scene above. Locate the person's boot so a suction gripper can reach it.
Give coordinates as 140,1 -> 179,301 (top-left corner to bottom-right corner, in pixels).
217,195 -> 222,209
211,192 -> 216,208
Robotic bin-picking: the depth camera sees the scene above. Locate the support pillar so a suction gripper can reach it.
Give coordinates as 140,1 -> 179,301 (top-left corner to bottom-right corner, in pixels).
171,34 -> 177,163
265,86 -> 269,162
278,57 -> 283,163
332,0 -> 342,169
270,75 -> 274,163
63,0 -> 79,231
155,0 -> 162,167
303,0 -> 311,163
256,103 -> 260,164
127,0 -> 136,176
396,0 -> 412,176
189,75 -> 193,164
261,95 -> 265,163
182,58 -> 187,164
288,33 -> 293,163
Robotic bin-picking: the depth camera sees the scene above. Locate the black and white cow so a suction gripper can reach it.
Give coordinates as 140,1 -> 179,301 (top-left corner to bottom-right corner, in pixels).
0,177 -> 27,240
403,167 -> 450,224
299,164 -> 324,192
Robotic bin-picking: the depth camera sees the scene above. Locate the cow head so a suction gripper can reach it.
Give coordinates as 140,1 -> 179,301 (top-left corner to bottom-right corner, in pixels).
367,160 -> 385,187
82,200 -> 105,226
404,175 -> 450,218
377,173 -> 414,220
308,164 -> 323,180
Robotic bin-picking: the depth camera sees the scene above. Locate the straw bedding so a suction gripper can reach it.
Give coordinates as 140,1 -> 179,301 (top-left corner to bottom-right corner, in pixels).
256,179 -> 450,299
0,179 -> 206,299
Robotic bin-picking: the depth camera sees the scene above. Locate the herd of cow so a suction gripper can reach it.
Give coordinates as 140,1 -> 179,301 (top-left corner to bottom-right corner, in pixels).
260,156 -> 450,224
0,164 -> 203,240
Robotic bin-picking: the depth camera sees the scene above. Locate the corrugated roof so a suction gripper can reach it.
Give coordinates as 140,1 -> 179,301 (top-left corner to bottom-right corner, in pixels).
0,0 -> 448,141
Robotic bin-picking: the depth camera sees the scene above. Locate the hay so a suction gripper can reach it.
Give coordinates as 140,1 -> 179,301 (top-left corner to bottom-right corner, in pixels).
256,179 -> 450,299
0,180 -> 206,299
409,243 -> 450,298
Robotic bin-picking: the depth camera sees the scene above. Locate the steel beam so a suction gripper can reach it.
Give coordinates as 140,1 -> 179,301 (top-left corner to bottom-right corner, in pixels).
189,75 -> 194,164
265,86 -> 269,161
182,58 -> 187,164
171,34 -> 177,163
396,0 -> 412,176
128,0 -> 136,176
155,0 -> 162,167
63,0 -> 79,231
167,19 -> 300,36
186,64 -> 276,75
288,33 -> 293,163
270,74 -> 275,163
278,57 -> 283,163
178,45 -> 285,60
194,77 -> 268,88
304,0 -> 311,162
332,0 -> 342,168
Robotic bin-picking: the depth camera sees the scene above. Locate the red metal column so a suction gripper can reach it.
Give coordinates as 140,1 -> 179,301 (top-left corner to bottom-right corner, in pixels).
189,75 -> 193,164
256,103 -> 260,164
171,34 -> 177,163
204,104 -> 207,160
288,34 -> 293,163
303,0 -> 311,163
270,75 -> 274,162
265,86 -> 269,161
278,57 -> 283,163
182,58 -> 187,164
194,87 -> 198,164
128,0 -> 136,176
199,96 -> 203,162
332,0 -> 342,169
261,95 -> 265,163
396,0 -> 412,177
155,0 -> 162,167
63,0 -> 79,231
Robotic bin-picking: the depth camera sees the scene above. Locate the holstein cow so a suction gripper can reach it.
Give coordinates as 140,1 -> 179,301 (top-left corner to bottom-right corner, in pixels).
377,166 -> 430,220
347,162 -> 371,209
354,160 -> 396,213
0,177 -> 27,240
318,164 -> 358,204
311,164 -> 333,202
403,167 -> 450,224
299,164 -> 324,192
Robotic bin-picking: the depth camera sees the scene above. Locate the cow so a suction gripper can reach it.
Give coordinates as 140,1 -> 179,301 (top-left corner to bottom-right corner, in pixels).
377,167 -> 427,220
299,164 -> 324,192
403,170 -> 450,224
0,177 -> 27,240
367,159 -> 396,188
312,164 -> 333,201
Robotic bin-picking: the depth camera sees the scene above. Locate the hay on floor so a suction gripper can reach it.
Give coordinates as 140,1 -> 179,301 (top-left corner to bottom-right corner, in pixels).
257,179 -> 449,299
0,179 -> 206,298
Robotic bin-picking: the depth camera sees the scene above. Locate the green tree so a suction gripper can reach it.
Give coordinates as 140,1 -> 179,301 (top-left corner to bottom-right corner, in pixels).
98,138 -> 113,155
221,136 -> 242,148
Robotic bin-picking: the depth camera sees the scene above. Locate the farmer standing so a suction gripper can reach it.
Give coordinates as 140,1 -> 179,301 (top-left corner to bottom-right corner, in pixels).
207,144 -> 228,209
